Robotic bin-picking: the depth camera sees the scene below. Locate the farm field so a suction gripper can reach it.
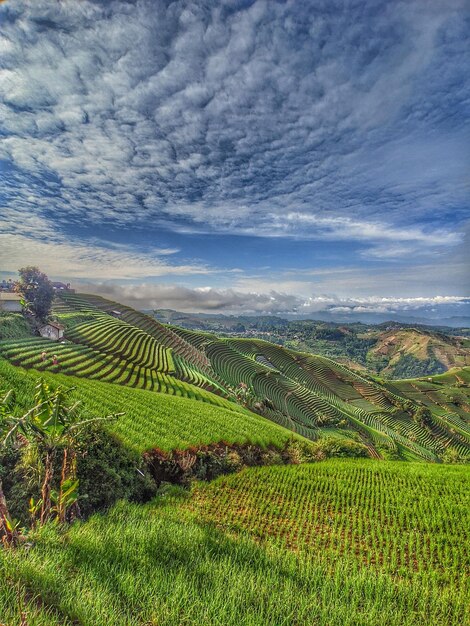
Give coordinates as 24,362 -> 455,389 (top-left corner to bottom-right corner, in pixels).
1,291 -> 469,462
3,4 -> 469,625
0,358 -> 294,453
0,460 -> 468,626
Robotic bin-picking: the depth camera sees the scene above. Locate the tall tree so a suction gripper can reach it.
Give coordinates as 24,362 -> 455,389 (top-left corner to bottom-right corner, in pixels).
16,266 -> 54,321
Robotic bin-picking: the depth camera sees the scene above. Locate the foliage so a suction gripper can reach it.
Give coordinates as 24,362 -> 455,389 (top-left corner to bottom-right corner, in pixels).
76,425 -> 156,517
2,288 -> 470,462
0,390 -> 20,545
1,378 -> 120,526
0,461 -> 468,625
441,448 -> 467,464
412,406 -> 432,429
392,354 -> 446,379
0,313 -> 31,341
16,266 -> 54,321
282,436 -> 368,464
0,358 -> 294,454
145,441 -> 290,486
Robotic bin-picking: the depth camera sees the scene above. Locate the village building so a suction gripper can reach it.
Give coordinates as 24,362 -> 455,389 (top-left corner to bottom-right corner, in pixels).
0,279 -> 15,292
51,282 -> 75,292
39,321 -> 65,341
0,292 -> 22,312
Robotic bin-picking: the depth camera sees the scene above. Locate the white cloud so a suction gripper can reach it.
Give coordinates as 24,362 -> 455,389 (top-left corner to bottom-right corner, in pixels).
0,0 -> 468,259
0,232 -> 209,280
76,282 -> 301,314
69,280 -> 470,317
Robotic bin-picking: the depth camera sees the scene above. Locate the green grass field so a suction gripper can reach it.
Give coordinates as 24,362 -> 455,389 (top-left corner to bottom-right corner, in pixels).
0,312 -> 31,340
0,358 -> 294,453
1,460 -> 468,626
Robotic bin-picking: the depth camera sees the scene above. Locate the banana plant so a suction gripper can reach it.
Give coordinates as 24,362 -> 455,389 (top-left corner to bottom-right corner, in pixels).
2,379 -> 121,526
0,389 -> 19,545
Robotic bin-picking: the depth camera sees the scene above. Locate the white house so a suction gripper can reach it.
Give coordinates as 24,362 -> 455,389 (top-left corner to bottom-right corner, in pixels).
0,293 -> 22,312
39,321 -> 65,341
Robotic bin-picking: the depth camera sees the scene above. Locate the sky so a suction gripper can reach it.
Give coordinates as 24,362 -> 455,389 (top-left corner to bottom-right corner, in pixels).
0,0 -> 469,320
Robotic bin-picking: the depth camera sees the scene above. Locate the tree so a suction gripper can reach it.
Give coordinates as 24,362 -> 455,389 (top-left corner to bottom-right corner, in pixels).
413,406 -> 432,429
15,266 -> 54,321
2,379 -> 120,526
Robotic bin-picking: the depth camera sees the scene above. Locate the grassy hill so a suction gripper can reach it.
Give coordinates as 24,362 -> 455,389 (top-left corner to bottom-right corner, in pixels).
0,359 -> 293,454
156,310 -> 470,378
1,460 -> 468,625
0,312 -> 31,341
1,297 -> 469,626
366,327 -> 470,376
0,291 -> 469,462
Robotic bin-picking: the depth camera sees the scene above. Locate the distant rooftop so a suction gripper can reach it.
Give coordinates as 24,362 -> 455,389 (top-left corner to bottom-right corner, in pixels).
0,292 -> 22,301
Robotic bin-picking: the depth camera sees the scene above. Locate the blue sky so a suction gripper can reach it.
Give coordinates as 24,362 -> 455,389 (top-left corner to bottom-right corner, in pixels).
0,0 -> 469,317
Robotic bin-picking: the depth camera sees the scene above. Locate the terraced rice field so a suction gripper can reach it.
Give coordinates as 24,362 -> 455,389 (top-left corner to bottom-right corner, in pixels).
1,291 -> 469,461
0,337 -> 210,399
186,460 -> 469,621
0,358 -> 293,453
1,460 -> 468,626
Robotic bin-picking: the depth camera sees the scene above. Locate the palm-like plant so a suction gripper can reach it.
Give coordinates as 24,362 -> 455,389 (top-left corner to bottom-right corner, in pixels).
2,379 -> 120,526
0,389 -> 19,545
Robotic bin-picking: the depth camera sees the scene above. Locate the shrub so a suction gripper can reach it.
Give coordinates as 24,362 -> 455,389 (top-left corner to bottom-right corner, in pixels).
441,448 -> 468,465
76,426 -> 157,517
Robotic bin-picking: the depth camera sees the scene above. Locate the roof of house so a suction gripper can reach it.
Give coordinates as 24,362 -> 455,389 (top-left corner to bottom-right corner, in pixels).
0,293 -> 22,301
41,321 -> 65,330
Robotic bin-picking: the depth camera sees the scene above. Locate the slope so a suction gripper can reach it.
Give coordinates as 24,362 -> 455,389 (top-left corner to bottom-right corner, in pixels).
1,460 -> 468,626
0,359 -> 293,454
1,291 -> 469,462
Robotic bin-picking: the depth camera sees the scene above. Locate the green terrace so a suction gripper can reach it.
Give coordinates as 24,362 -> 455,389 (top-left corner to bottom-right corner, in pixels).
0,291 -> 467,463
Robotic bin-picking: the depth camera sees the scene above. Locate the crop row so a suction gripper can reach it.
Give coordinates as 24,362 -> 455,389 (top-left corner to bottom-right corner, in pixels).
0,338 -> 229,408
0,358 -> 288,454
58,292 -> 211,370
66,317 -> 174,372
187,461 -> 469,595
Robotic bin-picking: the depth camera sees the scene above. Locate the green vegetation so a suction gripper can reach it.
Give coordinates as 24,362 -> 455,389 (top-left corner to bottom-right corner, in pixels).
188,461 -> 469,586
0,460 -> 468,625
16,266 -> 54,321
1,288 -> 469,626
0,337 -> 222,404
388,354 -> 446,378
1,291 -> 469,462
0,312 -> 31,340
163,312 -> 470,378
0,359 -> 292,454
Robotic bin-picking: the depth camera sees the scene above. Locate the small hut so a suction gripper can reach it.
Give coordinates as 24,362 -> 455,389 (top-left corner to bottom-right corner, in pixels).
0,293 -> 22,312
39,321 -> 65,341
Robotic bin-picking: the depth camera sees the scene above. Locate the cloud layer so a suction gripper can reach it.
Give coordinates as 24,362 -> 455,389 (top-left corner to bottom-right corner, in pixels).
1,0 -> 469,260
77,281 -> 470,318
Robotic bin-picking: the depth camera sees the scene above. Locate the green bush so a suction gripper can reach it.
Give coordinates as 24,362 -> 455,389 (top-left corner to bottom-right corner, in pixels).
0,447 -> 34,526
76,426 -> 157,517
282,437 -> 368,464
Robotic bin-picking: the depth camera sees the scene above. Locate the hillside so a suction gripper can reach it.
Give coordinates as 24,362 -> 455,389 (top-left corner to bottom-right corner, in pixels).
1,292 -> 469,463
154,310 -> 470,378
1,461 -> 468,625
0,359 -> 292,454
364,326 -> 470,376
